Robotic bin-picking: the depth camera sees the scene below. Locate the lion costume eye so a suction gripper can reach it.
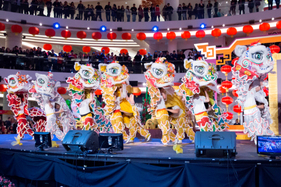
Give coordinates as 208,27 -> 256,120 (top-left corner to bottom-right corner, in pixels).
251,52 -> 263,64
195,66 -> 205,75
38,78 -> 45,85
152,68 -> 164,77
9,78 -> 17,86
109,67 -> 119,75
82,70 -> 90,78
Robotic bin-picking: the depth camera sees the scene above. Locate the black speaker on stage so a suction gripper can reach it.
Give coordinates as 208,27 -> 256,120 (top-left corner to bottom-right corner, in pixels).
62,130 -> 99,153
99,133 -> 123,152
195,132 -> 237,158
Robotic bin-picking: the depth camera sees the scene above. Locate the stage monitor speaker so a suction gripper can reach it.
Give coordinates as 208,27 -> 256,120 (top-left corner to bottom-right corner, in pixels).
62,130 -> 99,153
34,132 -> 52,151
249,20 -> 255,24
195,132 -> 237,158
188,25 -> 193,29
99,133 -> 123,152
21,20 -> 27,24
117,27 -> 123,31
129,81 -> 138,87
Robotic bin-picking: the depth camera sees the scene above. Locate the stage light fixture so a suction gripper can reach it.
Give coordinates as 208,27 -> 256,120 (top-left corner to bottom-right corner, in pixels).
131,29 -> 134,31
259,19 -> 262,22
100,25 -> 107,32
152,26 -> 159,32
110,28 -> 112,31
6,19 -> 9,22
39,23 -> 42,26
167,28 -> 170,31
87,27 -> 90,30
66,26 -> 68,29
272,17 -> 274,20
53,22 -> 60,29
200,23 -> 206,29
179,27 -> 182,30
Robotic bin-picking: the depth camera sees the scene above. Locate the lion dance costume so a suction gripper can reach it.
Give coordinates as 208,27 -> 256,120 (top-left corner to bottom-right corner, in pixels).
144,58 -> 194,145
5,72 -> 46,144
99,61 -> 151,143
67,62 -> 111,132
179,58 -> 227,132
30,72 -> 76,140
232,42 -> 274,143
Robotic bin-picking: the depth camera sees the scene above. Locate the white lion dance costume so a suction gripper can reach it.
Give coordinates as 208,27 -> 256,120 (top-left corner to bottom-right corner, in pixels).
179,58 -> 227,132
29,72 -> 76,140
99,61 -> 151,143
144,58 -> 195,145
5,72 -> 46,143
232,42 -> 274,142
67,62 -> 111,132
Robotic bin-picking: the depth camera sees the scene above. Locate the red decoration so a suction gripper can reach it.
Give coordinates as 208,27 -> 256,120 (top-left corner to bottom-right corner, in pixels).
77,31 -> 87,39
61,30 -> 71,39
223,112 -> 234,120
107,32 -> 117,40
211,28 -> 221,38
221,80 -> 233,90
57,87 -> 67,94
231,57 -> 239,65
259,22 -> 270,32
0,22 -> 5,31
269,45 -> 280,53
122,33 -> 131,41
139,49 -> 147,56
221,65 -> 232,75
120,49 -> 128,54
11,25 -> 22,35
263,87 -> 269,96
181,31 -> 191,40
226,27 -> 237,38
136,32 -> 146,41
243,25 -> 253,35
153,32 -> 163,41
219,86 -> 227,94
276,21 -> 281,30
0,84 -> 7,92
95,89 -> 102,96
43,44 -> 52,51
166,31 -> 176,41
45,29 -> 55,38
133,91 -> 142,97
195,30 -> 205,40
222,96 -> 233,105
232,89 -> 238,97
82,46 -> 91,54
174,82 -> 181,86
233,105 -> 242,113
63,45 -> 72,52
28,27 -> 39,36
92,32 -> 102,40
101,47 -> 110,54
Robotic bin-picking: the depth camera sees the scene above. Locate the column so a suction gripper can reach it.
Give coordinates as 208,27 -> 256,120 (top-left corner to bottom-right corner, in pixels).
5,26 -> 22,49
165,0 -> 179,21
167,40 -> 177,54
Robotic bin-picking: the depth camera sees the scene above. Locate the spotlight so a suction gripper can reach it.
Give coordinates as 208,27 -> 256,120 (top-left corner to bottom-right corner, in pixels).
100,25 -> 107,32
39,23 -> 42,26
152,26 -> 159,32
179,27 -> 182,30
110,28 -> 112,31
272,17 -> 274,20
131,29 -> 134,31
53,22 -> 60,29
6,19 -> 9,22
66,26 -> 68,29
259,19 -> 262,22
200,23 -> 206,29
167,28 -> 170,31
87,27 -> 90,30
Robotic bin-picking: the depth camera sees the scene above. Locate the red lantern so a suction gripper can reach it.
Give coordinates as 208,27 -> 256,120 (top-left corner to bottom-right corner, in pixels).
61,30 -> 71,39
196,30 -> 205,40
77,31 -> 87,39
276,21 -> 281,30
11,25 -> 22,35
181,31 -> 191,40
227,27 -> 237,38
45,29 -> 55,38
82,46 -> 91,54
243,25 -> 253,35
232,89 -> 238,97
95,89 -> 102,96
122,33 -> 131,41
57,87 -> 67,94
219,86 -> 227,94
223,112 -> 233,120
221,65 -> 232,76
63,45 -> 72,53
0,22 -> 5,31
43,44 -> 52,51
107,32 -> 117,40
28,27 -> 39,36
263,87 -> 269,96
0,84 -> 7,92
153,32 -> 163,41
101,47 -> 110,54
222,96 -> 233,105
139,49 -> 147,56
233,105 -> 242,113
120,49 -> 128,54
136,32 -> 146,41
259,22 -> 270,32
92,32 -> 102,40
211,28 -> 221,38
133,91 -> 142,97
221,80 -> 233,91
270,45 -> 280,53
166,31 -> 176,41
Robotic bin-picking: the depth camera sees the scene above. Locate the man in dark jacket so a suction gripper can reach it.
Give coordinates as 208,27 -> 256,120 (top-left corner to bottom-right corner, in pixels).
105,2 -> 111,21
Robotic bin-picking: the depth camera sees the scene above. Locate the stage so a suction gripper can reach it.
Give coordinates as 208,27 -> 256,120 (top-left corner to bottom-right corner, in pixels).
1,134 -> 281,187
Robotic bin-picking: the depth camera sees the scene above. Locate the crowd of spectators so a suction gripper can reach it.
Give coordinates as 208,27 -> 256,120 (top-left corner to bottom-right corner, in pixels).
0,117 -> 17,134
0,0 -> 278,21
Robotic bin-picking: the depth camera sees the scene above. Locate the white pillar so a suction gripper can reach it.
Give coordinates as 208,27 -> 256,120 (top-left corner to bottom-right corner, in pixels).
167,40 -> 177,54
5,27 -> 22,49
165,0 -> 179,21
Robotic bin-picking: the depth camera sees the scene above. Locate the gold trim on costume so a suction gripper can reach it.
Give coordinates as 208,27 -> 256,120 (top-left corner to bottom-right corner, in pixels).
244,105 -> 256,110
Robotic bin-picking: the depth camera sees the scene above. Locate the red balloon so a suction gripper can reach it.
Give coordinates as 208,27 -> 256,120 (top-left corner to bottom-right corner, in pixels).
221,65 -> 232,75
45,29 -> 55,38
259,22 -> 270,32
92,32 -> 102,40
0,22 -> 5,31
139,49 -> 147,56
63,45 -> 72,52
211,28 -> 221,38
61,30 -> 71,39
0,84 -> 7,92
243,25 -> 253,35
82,46 -> 91,53
28,27 -> 39,36
181,31 -> 191,40
276,21 -> 281,30
11,25 -> 22,35
57,87 -> 67,94
227,27 -> 237,37
166,31 -> 176,41
223,112 -> 234,120
222,96 -> 233,105
153,32 -> 163,41
136,32 -> 146,41
221,81 -> 233,89
101,47 -> 110,54
77,31 -> 87,39
43,44 -> 52,51
107,32 -> 117,40
232,89 -> 238,97
269,45 -> 280,53
196,30 -> 205,40
122,33 -> 131,40
233,105 -> 242,113
120,49 -> 128,54
95,89 -> 102,95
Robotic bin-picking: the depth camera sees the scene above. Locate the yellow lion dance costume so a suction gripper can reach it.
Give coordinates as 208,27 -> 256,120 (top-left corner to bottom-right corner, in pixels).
99,61 -> 151,143
144,58 -> 195,145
